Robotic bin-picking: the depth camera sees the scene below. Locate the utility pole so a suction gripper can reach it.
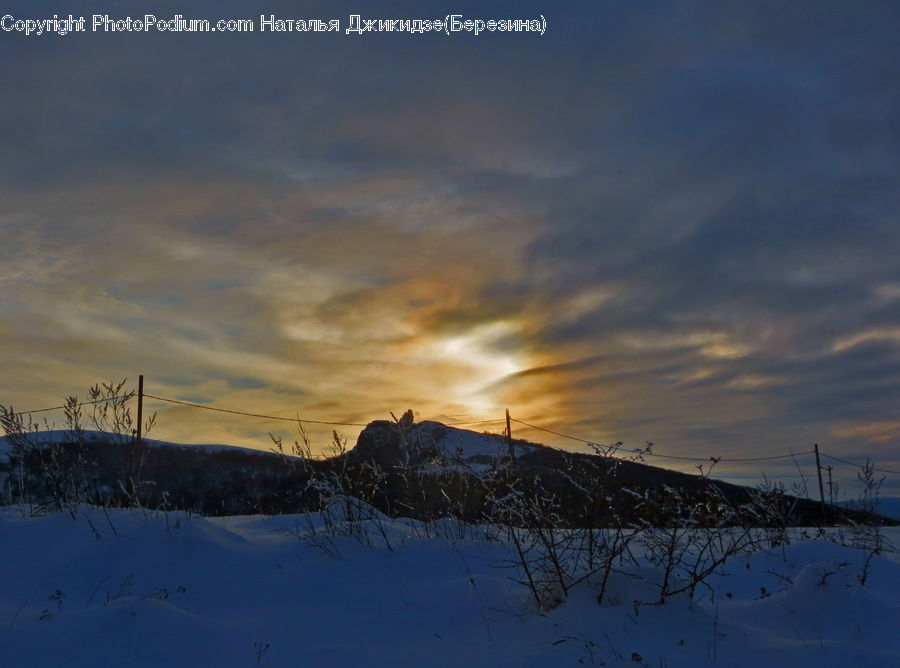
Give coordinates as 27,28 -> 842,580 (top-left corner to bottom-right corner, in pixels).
136,374 -> 144,444
814,443 -> 826,527
826,465 -> 834,504
506,409 -> 514,462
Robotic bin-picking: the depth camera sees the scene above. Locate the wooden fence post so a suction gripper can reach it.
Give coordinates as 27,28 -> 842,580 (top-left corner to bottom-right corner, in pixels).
506,409 -> 514,462
136,374 -> 144,443
814,443 -> 826,526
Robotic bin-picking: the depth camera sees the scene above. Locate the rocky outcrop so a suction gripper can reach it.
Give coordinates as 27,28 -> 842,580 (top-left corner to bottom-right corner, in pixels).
345,418 -> 453,468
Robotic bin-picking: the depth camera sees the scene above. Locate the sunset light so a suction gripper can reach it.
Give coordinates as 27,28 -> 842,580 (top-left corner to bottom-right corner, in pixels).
1,0 -> 898,490
3,4 -> 900,665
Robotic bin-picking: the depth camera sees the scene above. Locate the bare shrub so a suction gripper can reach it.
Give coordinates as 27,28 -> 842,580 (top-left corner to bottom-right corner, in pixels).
0,380 -> 157,513
638,485 -> 756,604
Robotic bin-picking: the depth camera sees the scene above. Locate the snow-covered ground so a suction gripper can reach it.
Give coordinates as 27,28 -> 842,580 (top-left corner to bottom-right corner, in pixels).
1,506 -> 897,667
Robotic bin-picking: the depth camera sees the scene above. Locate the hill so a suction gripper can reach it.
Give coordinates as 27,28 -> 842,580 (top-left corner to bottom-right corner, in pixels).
1,418 -> 890,528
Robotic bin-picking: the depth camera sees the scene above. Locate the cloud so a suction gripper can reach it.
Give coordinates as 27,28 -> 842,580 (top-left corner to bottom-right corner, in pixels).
0,1 -> 898,480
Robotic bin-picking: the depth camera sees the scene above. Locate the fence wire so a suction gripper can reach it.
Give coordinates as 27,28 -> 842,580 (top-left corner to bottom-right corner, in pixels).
4,382 -> 897,500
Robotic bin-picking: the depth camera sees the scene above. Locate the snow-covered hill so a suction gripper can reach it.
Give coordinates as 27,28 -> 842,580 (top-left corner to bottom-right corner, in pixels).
0,422 -> 527,468
346,419 -> 533,470
0,430 -> 265,461
839,497 -> 900,521
877,498 -> 900,520
0,507 -> 897,667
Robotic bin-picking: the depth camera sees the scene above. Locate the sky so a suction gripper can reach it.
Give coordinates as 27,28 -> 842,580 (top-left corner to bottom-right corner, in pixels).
1,1 -> 899,489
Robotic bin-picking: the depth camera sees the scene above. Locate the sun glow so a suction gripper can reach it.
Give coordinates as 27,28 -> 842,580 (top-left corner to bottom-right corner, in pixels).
425,322 -> 524,414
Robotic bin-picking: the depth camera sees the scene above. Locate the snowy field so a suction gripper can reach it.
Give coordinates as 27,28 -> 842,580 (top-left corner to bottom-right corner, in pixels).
1,506 -> 898,667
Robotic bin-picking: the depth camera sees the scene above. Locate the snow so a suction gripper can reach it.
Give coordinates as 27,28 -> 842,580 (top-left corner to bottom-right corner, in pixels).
0,424 -> 523,466
1,506 -> 897,667
877,497 -> 900,520
0,430 -> 267,460
838,497 -> 900,521
428,426 -> 533,474
437,427 -> 515,460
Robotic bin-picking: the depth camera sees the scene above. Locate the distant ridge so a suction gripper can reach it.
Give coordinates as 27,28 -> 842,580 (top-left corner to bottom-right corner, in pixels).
2,420 -> 896,525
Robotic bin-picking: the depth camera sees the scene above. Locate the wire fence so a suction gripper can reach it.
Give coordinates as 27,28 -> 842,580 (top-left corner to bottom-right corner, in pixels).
510,417 -> 815,463
142,393 -> 370,428
3,377 -> 898,503
506,416 -> 900,505
13,396 -> 124,416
